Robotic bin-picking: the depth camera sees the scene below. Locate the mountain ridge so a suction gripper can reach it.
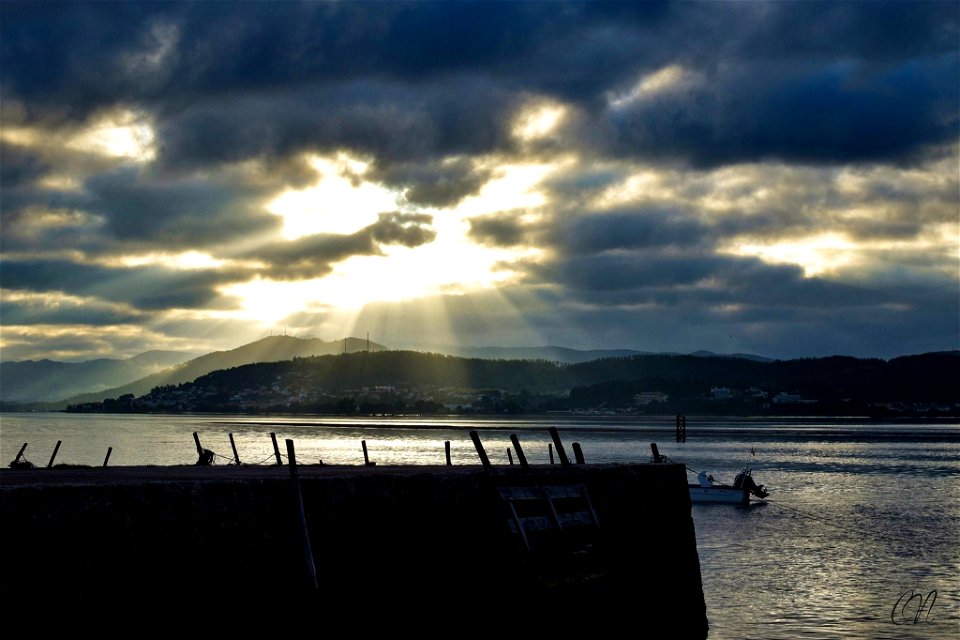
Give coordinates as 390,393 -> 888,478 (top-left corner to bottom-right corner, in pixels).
0,350 -> 196,403
24,335 -> 385,409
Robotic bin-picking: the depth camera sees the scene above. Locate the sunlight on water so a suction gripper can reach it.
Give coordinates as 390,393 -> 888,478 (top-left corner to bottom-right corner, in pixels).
1,413 -> 957,638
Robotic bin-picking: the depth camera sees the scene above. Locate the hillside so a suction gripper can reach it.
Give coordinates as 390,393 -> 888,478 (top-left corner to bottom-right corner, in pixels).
0,350 -> 195,403
66,349 -> 960,417
415,345 -> 651,363
410,345 -> 771,363
45,335 -> 385,409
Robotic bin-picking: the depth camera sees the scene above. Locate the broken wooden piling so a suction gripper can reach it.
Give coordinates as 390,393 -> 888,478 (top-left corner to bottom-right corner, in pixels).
47,441 -> 62,468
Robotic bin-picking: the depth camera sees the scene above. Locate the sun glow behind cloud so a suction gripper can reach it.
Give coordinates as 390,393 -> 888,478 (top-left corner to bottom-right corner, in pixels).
222,155 -> 559,326
2,108 -> 157,163
725,234 -> 859,277
513,102 -> 567,142
268,154 -> 400,238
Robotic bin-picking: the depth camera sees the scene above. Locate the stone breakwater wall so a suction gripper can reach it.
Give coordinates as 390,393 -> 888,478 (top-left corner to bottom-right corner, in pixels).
1,463 -> 707,635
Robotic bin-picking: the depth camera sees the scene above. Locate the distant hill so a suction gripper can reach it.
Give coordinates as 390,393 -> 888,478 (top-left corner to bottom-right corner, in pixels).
0,350 -> 196,403
689,350 -> 774,362
65,349 -> 960,417
414,345 -> 772,364
47,335 -> 385,409
416,345 -> 649,363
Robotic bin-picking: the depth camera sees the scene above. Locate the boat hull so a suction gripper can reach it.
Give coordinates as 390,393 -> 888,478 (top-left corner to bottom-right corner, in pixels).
688,485 -> 750,504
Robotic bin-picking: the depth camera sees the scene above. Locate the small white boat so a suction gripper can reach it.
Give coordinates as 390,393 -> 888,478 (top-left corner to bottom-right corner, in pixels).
689,469 -> 769,505
649,444 -> 770,505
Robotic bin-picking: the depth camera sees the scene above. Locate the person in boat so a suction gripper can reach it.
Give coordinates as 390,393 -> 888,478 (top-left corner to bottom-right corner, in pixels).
697,471 -> 715,487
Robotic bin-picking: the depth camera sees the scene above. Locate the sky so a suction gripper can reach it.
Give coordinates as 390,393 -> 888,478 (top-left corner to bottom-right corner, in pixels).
1,1 -> 958,362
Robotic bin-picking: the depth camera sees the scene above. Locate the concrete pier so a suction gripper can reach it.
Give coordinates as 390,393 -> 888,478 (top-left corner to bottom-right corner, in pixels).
0,463 -> 707,634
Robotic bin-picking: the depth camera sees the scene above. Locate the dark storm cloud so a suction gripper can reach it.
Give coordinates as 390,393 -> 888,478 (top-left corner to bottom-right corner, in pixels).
733,1 -> 958,60
3,1 -> 954,169
150,78 -> 522,173
0,259 -> 242,311
82,167 -> 278,249
0,1 -> 657,117
242,212 -> 436,279
0,141 -> 49,187
598,54 -> 958,166
549,252 -> 731,293
560,210 -> 707,254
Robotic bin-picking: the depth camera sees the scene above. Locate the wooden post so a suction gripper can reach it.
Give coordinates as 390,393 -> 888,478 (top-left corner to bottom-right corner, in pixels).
102,447 -> 113,467
651,442 -> 663,463
549,442 -> 554,464
572,442 -> 585,464
548,427 -> 570,466
270,432 -> 282,465
13,443 -> 28,464
193,432 -> 203,456
228,433 -> 241,465
285,439 -> 318,590
361,440 -> 371,466
47,440 -> 62,468
507,448 -> 514,465
469,430 -> 491,469
444,440 -> 452,466
509,434 -> 529,469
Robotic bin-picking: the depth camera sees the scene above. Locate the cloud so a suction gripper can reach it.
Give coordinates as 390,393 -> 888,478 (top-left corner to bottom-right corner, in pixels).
239,212 -> 436,279
0,259 -> 242,311
375,158 -> 492,207
0,290 -> 142,327
82,167 -> 278,250
559,209 -> 708,254
467,211 -> 531,247
596,55 -> 958,166
1,1 -> 957,362
5,2 -> 953,170
0,140 -> 49,187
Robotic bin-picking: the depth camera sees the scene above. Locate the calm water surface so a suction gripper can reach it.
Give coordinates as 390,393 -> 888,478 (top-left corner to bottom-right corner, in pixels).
2,413 -> 957,638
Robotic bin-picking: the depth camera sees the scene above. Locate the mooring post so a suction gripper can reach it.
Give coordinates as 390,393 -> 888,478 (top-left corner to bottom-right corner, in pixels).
572,442 -> 585,464
361,440 -> 371,466
507,448 -> 514,465
13,443 -> 28,464
103,447 -> 113,467
228,433 -> 241,465
47,440 -> 62,468
651,442 -> 663,463
469,430 -> 491,469
444,440 -> 452,466
549,442 -> 555,464
193,432 -> 214,465
509,434 -> 529,469
270,432 -> 282,465
548,427 -> 570,466
285,439 -> 318,591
